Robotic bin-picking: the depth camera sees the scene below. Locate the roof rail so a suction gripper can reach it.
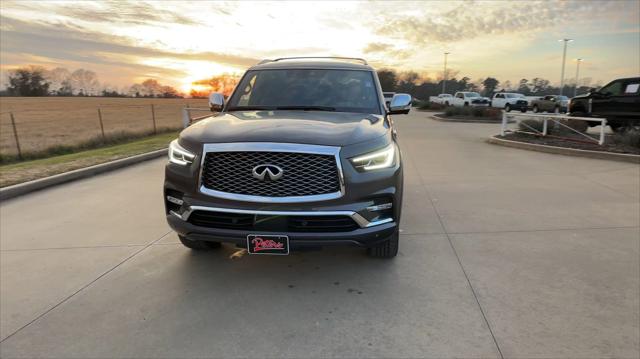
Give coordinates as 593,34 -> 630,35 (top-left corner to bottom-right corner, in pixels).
258,57 -> 368,65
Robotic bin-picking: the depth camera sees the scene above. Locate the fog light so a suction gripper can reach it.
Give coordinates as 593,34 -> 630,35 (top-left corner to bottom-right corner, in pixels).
166,195 -> 184,205
367,203 -> 392,211
165,189 -> 184,215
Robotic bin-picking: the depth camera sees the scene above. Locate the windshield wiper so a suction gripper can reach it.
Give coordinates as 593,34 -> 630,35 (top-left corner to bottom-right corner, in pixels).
226,106 -> 273,111
275,106 -> 336,112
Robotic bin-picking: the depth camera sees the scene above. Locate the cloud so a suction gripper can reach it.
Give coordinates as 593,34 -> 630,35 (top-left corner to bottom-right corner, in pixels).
2,0 -> 204,26
374,0 -> 638,44
363,42 -> 412,64
363,42 -> 392,54
0,16 -> 259,71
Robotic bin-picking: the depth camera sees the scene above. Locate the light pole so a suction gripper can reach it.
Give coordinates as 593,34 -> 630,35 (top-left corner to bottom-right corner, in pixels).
558,38 -> 573,96
573,58 -> 583,97
442,52 -> 450,94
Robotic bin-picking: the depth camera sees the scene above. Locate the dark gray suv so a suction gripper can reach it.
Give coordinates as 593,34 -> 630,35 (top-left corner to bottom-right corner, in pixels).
164,57 -> 410,258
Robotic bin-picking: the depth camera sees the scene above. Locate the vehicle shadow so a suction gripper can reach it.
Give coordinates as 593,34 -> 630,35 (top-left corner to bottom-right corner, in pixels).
169,241 -> 400,294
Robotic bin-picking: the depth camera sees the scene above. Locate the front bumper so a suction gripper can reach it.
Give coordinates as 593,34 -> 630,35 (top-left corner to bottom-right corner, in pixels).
166,209 -> 397,248
510,102 -> 528,110
470,102 -> 490,107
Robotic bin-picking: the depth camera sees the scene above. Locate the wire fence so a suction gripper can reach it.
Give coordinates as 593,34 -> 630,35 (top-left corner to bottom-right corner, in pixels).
0,98 -> 208,159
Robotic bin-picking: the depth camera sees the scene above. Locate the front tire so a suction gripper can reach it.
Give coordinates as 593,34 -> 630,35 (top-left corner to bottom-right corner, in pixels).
367,230 -> 399,258
178,235 -> 222,250
533,105 -> 539,113
505,104 -> 512,112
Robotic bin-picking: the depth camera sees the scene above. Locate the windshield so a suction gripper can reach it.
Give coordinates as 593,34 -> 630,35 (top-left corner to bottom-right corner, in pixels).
466,93 -> 480,97
227,69 -> 381,114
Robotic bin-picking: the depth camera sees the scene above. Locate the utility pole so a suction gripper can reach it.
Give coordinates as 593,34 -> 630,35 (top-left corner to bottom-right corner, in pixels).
573,58 -> 583,97
558,38 -> 573,96
442,52 -> 450,94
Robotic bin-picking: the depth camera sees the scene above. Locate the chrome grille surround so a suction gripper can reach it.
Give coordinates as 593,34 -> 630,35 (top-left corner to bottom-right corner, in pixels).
198,143 -> 345,203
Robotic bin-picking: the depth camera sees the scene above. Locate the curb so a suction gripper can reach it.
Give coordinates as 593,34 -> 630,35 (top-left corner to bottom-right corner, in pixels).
431,114 -> 504,124
487,136 -> 640,164
0,149 -> 168,201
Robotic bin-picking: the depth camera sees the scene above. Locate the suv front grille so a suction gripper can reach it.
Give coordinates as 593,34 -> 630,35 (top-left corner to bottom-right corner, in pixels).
201,151 -> 341,198
188,210 -> 359,232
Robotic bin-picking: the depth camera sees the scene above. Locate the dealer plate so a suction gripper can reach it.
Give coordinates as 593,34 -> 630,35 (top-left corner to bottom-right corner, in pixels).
247,234 -> 289,255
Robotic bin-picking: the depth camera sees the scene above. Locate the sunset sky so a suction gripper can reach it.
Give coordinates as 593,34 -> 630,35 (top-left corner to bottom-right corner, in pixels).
1,0 -> 639,92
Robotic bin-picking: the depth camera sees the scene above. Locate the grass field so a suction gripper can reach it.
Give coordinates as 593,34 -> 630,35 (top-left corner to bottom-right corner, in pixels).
0,97 -> 208,158
0,131 -> 179,187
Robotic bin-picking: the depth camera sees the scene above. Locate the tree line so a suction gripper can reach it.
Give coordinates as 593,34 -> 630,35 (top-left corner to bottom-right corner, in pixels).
1,65 -> 183,98
376,69 -> 598,100
2,64 -> 599,100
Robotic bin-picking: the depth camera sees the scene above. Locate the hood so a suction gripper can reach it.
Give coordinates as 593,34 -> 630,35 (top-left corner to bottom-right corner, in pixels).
180,110 -> 388,148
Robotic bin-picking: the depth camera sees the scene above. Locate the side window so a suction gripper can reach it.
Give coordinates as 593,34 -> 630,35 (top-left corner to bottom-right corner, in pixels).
624,83 -> 639,94
599,80 -> 624,96
496,94 -> 503,99
456,93 -> 463,99
238,74 -> 257,106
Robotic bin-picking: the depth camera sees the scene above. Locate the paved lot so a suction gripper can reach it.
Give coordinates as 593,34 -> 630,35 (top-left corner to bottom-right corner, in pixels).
1,111 -> 638,358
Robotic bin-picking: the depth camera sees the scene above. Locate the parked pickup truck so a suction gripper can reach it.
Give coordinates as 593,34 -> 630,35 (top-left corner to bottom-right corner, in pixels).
429,94 -> 453,106
490,92 -> 528,112
569,77 -> 640,132
531,95 -> 570,113
452,92 -> 490,107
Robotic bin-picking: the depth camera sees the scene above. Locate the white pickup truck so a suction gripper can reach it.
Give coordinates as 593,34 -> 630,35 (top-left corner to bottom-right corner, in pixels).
429,94 -> 454,106
452,92 -> 490,107
490,92 -> 528,112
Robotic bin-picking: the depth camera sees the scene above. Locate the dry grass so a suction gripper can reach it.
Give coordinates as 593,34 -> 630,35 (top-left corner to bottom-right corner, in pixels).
0,97 -> 208,156
0,131 -> 179,187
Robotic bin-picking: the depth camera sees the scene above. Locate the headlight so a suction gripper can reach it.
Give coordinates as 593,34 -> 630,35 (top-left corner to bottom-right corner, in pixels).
168,139 -> 195,165
350,143 -> 396,171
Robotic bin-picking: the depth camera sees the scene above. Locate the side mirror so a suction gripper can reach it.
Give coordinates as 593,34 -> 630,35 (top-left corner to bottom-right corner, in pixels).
388,93 -> 412,115
209,92 -> 224,112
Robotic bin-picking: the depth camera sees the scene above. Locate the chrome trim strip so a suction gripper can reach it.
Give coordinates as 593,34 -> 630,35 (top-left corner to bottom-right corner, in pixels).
178,205 -> 393,229
362,217 -> 394,227
366,203 -> 393,211
198,142 -> 345,203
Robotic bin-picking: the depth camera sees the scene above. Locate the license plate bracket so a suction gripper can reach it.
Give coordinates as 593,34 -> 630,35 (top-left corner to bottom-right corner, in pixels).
247,234 -> 289,255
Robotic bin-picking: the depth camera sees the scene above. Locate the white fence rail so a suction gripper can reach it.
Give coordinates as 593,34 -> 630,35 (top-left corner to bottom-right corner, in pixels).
501,112 -> 608,145
181,107 -> 212,128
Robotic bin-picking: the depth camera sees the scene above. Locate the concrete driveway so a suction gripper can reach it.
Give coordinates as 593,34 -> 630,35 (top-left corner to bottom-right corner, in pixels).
1,111 -> 638,358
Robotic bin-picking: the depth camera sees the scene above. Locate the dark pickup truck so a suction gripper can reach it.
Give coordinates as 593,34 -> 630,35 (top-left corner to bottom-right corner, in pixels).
569,77 -> 640,131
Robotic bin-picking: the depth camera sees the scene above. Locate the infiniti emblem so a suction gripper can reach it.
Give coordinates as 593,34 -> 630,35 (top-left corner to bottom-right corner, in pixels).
252,164 -> 284,181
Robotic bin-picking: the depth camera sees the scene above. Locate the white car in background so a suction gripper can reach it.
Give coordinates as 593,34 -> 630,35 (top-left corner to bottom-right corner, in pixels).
451,92 -> 490,107
490,92 -> 528,112
429,94 -> 454,105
